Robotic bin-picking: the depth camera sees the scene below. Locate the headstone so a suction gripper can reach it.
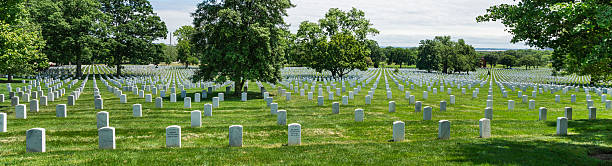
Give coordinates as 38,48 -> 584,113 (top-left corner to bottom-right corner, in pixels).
332,102 -> 339,114
96,111 -> 109,129
145,94 -> 152,102
354,108 -> 364,122
438,120 -> 450,139
120,94 -> 127,103
365,95 -> 371,105
98,127 -> 116,149
128,104 -> 141,117
241,92 -> 247,102
423,91 -> 428,100
26,128 -> 45,152
11,96 -> 19,106
318,96 -> 324,106
194,93 -> 200,102
388,101 -> 396,113
423,106 -> 432,120
308,92 -> 313,100
450,95 -> 455,104
571,94 -> 576,103
342,96 -> 348,105
486,100 -> 493,108
166,125 -> 181,148
229,125 -> 243,147
564,107 -> 573,120
271,103 -> 278,114
67,95 -> 75,106
393,121 -> 405,142
0,113 -> 5,132
40,96 -> 47,106
204,104 -> 212,116
479,118 -> 491,138
484,107 -> 493,120
56,104 -> 67,117
212,97 -> 219,108
529,99 -> 535,109
30,99 -> 39,112
16,104 -> 26,119
95,98 -> 103,109
189,110 -> 202,127
218,93 -> 224,101
588,107 -> 596,120
184,97 -> 191,108
288,123 -> 301,146
508,100 -> 515,110
170,93 -> 176,102
539,107 -> 547,121
415,101 -> 422,112
556,117 -> 568,136
155,97 -> 163,108
277,110 -> 287,125
440,101 -> 446,111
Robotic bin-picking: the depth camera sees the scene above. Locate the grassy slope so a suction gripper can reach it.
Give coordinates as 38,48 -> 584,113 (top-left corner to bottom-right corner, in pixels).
0,67 -> 610,165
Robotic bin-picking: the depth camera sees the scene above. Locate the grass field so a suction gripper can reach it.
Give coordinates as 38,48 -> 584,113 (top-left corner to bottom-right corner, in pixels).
0,67 -> 611,165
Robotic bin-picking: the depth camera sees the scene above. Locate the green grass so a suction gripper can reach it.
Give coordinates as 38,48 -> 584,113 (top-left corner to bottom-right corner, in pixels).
0,68 -> 611,165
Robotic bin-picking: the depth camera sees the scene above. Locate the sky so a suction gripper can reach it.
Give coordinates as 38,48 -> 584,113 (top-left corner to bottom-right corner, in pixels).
150,0 -> 530,49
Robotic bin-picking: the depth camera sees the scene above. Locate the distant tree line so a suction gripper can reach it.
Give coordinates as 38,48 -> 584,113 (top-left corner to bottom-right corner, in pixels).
481,49 -> 551,69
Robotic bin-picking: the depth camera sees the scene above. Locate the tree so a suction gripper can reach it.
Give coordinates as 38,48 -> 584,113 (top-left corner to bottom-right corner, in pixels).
174,25 -> 197,68
0,1 -> 48,81
416,39 -> 439,72
296,8 -> 379,78
100,0 -> 167,76
29,0 -> 107,78
482,53 -> 499,68
477,0 -> 612,83
498,55 -> 516,68
366,40 -> 384,68
191,0 -> 294,95
417,36 -> 477,73
162,44 -> 177,65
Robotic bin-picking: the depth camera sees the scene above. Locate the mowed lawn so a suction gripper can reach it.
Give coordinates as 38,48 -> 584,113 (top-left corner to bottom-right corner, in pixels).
0,71 -> 611,165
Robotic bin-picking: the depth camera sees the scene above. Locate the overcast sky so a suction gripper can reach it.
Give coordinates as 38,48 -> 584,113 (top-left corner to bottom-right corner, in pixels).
150,0 -> 530,49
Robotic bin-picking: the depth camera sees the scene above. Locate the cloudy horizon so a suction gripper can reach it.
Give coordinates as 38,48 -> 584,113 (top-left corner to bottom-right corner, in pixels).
150,0 -> 531,49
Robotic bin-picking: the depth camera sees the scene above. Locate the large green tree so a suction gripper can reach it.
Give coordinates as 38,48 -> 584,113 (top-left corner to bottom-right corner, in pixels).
477,0 -> 612,83
384,47 -> 416,68
191,0 -> 294,95
295,8 -> 379,78
100,0 -> 167,76
366,40 -> 384,68
417,36 -> 477,73
29,0 -> 107,78
0,1 -> 48,81
174,25 -> 197,68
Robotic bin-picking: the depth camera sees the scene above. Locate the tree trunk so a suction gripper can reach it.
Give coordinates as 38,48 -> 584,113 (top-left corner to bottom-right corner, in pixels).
7,74 -> 12,81
116,63 -> 122,76
234,79 -> 244,95
76,53 -> 82,78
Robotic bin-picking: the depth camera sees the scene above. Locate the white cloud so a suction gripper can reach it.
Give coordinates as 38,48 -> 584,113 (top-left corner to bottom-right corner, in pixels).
151,0 -> 530,49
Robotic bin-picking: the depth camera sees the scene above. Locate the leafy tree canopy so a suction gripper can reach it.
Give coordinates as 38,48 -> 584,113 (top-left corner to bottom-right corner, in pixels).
295,7 -> 379,78
191,0 -> 294,94
477,0 -> 612,83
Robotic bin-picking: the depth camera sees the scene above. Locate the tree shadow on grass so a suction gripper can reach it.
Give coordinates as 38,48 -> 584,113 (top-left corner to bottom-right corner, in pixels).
545,119 -> 612,144
448,139 -> 611,165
